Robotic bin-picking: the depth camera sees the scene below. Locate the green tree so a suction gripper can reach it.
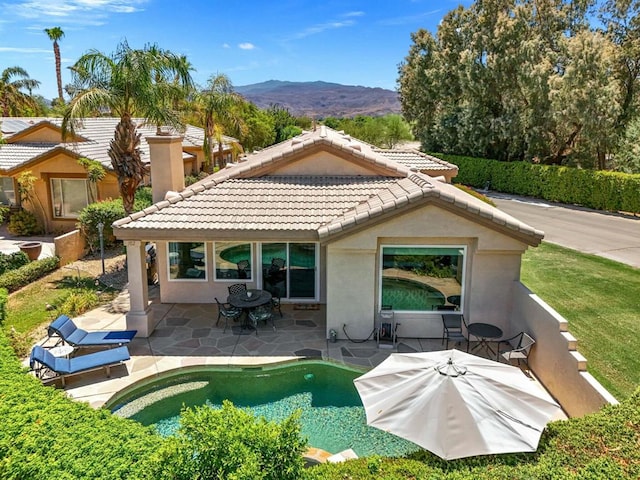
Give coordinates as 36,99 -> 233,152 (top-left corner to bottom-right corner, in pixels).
237,100 -> 276,151
62,41 -> 194,214
380,114 -> 413,148
266,104 -> 300,143
0,67 -> 41,116
196,74 -> 246,169
44,27 -> 65,105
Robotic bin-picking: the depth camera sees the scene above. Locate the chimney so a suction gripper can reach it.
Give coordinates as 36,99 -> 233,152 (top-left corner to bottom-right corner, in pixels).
147,135 -> 185,204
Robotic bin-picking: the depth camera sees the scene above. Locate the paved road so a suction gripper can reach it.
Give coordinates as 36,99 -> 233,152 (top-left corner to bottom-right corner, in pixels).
489,193 -> 640,269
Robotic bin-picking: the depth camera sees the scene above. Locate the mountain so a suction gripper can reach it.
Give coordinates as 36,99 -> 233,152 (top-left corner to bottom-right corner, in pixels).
235,80 -> 401,118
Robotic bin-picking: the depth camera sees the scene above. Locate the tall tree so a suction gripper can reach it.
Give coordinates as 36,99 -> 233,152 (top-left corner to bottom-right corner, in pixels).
0,66 -> 41,116
196,74 -> 246,169
44,27 -> 65,105
62,41 -> 194,214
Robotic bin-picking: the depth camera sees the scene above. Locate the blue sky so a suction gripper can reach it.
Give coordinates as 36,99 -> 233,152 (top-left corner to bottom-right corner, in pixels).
0,0 -> 470,101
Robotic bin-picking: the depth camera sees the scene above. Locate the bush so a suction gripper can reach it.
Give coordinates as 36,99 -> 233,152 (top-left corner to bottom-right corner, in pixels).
0,256 -> 59,292
0,205 -> 9,224
0,287 -> 7,325
55,289 -> 100,317
140,401 -> 306,480
7,209 -> 43,236
0,251 -> 29,275
77,187 -> 154,252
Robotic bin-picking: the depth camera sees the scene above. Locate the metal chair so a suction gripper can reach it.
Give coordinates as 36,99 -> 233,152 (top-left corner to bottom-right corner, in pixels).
248,304 -> 276,335
236,260 -> 250,279
499,332 -> 535,370
271,286 -> 283,318
215,297 -> 242,333
441,313 -> 468,350
228,283 -> 247,296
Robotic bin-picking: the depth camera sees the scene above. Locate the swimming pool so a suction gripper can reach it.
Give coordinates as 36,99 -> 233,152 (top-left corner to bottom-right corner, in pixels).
382,277 -> 446,311
108,361 -> 419,458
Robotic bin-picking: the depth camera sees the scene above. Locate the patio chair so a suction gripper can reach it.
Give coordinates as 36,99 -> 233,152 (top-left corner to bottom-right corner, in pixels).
271,257 -> 286,270
47,315 -> 137,349
441,313 -> 468,350
271,286 -> 283,318
248,304 -> 276,334
228,283 -> 247,296
30,344 -> 130,387
215,298 -> 243,333
236,260 -> 250,279
499,332 -> 535,370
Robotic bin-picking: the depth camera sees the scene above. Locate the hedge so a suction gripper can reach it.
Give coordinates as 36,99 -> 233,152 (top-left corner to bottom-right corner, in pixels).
0,288 -> 7,325
0,256 -> 60,293
0,251 -> 30,275
439,154 -> 640,214
0,331 -> 160,479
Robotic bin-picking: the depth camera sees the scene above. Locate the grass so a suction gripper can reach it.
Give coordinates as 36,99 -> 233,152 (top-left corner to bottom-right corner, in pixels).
3,263 -> 119,353
521,242 -> 640,400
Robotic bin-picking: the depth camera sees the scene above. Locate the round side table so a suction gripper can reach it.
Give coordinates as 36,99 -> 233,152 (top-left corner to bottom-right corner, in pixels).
49,345 -> 74,358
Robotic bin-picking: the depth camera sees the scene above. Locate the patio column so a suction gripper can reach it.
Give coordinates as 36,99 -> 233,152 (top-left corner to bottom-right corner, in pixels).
125,240 -> 154,337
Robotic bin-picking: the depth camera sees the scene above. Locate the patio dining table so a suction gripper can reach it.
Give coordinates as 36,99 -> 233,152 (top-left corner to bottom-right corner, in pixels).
227,289 -> 272,332
467,322 -> 503,360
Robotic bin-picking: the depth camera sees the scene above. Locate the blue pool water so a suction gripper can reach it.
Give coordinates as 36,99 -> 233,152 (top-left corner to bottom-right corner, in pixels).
382,277 -> 446,311
108,361 -> 419,457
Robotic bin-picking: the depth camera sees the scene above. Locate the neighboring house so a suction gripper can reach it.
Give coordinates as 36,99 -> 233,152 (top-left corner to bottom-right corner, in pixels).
0,117 -> 237,232
113,126 -> 543,341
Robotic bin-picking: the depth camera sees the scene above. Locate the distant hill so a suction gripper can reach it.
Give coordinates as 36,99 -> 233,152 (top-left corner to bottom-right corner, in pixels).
235,80 -> 401,118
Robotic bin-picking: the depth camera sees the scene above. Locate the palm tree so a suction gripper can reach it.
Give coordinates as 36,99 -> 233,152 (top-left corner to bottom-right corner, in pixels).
62,41 -> 194,214
44,27 -> 65,104
0,67 -> 41,116
197,74 -> 246,170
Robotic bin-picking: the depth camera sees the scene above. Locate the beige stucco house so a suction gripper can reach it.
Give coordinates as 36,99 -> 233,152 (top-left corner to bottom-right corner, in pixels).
113,126 -> 543,344
0,117 -> 236,233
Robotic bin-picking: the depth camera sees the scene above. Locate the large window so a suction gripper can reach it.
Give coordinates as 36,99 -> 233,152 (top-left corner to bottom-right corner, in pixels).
380,246 -> 465,312
51,178 -> 95,218
214,241 -> 252,280
0,177 -> 16,206
168,242 -> 207,280
261,242 -> 317,299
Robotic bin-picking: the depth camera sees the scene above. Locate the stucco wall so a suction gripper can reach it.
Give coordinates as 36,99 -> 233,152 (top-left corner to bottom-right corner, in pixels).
54,229 -> 87,265
12,152 -> 119,233
511,282 -> 618,417
326,204 -> 530,340
271,151 -> 384,176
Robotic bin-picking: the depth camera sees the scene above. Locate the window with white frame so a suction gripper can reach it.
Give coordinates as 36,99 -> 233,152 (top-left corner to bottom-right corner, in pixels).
380,246 -> 465,312
50,178 -> 95,218
0,177 -> 16,206
168,242 -> 207,280
214,241 -> 252,280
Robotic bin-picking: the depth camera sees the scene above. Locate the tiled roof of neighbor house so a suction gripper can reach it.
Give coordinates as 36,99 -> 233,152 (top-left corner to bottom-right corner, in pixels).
0,117 -> 232,173
114,126 -> 544,245
373,148 -> 458,173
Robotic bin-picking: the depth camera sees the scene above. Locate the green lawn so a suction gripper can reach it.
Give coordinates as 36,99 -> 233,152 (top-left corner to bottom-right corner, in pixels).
521,242 -> 640,400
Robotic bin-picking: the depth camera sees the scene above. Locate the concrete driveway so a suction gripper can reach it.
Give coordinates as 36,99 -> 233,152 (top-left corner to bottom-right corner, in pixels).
489,193 -> 640,269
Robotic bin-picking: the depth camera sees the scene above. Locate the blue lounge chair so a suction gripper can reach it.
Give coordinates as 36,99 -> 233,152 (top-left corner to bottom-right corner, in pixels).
30,345 -> 130,387
48,315 -> 137,349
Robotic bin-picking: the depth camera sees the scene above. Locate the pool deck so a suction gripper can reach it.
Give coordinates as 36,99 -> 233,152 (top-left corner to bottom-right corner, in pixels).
32,285 -> 563,425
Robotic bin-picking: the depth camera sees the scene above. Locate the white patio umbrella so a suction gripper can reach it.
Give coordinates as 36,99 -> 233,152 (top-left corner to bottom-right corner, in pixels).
353,349 -> 562,460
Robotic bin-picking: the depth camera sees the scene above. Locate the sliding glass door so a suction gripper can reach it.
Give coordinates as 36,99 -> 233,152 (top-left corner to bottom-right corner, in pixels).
261,243 -> 317,300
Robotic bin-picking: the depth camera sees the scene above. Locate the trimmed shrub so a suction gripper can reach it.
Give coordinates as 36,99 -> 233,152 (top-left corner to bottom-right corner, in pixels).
439,153 -> 640,213
55,289 -> 100,317
0,256 -> 59,292
7,209 -> 43,236
140,401 -> 306,480
0,251 -> 29,275
77,187 -> 154,252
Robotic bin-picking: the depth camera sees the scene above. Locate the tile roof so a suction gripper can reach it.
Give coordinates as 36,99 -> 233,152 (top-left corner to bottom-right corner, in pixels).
373,148 -> 458,173
114,126 -> 544,245
0,117 -> 231,173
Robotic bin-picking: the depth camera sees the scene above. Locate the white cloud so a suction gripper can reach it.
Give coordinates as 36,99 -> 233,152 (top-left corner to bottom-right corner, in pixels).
222,43 -> 230,49
292,19 -> 355,39
238,42 -> 255,50
377,9 -> 441,26
0,46 -> 51,53
5,0 -> 146,25
343,11 -> 364,17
